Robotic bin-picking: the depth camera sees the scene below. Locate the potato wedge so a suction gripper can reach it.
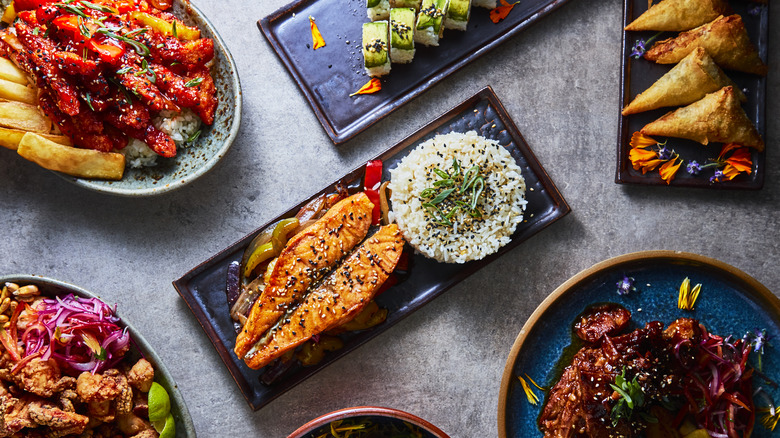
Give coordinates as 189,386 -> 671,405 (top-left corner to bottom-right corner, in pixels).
0,126 -> 70,151
0,77 -> 36,104
0,100 -> 51,133
0,57 -> 29,85
17,133 -> 124,180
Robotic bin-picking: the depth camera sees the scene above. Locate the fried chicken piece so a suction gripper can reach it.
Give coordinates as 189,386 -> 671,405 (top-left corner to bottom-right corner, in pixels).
14,359 -> 71,398
127,359 -> 154,393
76,372 -> 120,403
28,400 -> 89,432
0,396 -> 35,436
116,413 -> 153,436
130,429 -> 160,438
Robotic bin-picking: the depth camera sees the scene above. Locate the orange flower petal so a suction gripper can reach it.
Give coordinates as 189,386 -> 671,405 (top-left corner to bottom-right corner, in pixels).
628,147 -> 660,172
659,157 -> 682,184
717,143 -> 741,161
640,159 -> 667,174
629,131 -> 658,149
722,164 -> 742,180
725,148 -> 753,174
349,78 -> 382,97
490,0 -> 517,23
309,16 -> 325,50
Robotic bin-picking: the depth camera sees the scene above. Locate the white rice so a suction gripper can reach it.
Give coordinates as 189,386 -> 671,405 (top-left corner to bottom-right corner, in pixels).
389,131 -> 527,264
121,108 -> 202,168
367,0 -> 390,20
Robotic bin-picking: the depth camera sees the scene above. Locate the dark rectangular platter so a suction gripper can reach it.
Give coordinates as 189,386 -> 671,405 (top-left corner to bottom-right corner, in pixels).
173,87 -> 570,410
616,0 -> 768,189
258,0 -> 572,144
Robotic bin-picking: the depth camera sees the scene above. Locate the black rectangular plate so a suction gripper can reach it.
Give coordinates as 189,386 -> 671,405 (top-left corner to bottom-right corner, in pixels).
616,0 -> 768,189
173,86 -> 570,411
258,0 -> 572,144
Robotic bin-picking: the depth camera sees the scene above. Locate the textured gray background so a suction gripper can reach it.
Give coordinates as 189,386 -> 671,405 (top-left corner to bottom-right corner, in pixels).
1,0 -> 778,436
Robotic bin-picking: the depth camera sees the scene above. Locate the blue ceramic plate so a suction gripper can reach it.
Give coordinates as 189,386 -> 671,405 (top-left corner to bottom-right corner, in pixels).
498,250 -> 780,438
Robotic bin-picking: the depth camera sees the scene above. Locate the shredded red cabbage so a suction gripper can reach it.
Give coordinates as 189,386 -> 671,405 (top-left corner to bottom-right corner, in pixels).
680,327 -> 755,438
21,294 -> 130,375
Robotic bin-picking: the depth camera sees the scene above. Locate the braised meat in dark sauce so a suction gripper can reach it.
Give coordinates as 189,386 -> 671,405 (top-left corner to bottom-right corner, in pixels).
540,303 -> 702,438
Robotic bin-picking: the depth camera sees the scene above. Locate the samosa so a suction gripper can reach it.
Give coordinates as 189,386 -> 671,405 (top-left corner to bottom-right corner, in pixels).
644,15 -> 768,75
623,48 -> 745,115
625,0 -> 730,32
641,86 -> 763,150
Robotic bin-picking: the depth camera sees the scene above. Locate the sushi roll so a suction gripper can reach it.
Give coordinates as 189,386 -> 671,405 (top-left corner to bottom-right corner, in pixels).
367,0 -> 390,21
444,0 -> 471,30
415,0 -> 449,47
390,8 -> 416,63
390,0 -> 422,9
471,0 -> 495,9
362,21 -> 391,77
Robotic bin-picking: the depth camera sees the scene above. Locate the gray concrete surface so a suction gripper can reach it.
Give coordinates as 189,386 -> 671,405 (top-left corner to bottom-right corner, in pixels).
1,0 -> 778,436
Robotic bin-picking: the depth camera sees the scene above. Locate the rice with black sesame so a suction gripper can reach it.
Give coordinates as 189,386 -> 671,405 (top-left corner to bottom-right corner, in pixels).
388,131 -> 527,263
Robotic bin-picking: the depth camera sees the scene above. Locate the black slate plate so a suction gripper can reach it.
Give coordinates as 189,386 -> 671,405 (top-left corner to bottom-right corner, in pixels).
258,0 -> 572,144
173,86 -> 570,410
616,0 -> 768,189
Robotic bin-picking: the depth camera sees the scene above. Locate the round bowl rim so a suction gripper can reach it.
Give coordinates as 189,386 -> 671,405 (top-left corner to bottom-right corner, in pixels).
287,405 -> 451,438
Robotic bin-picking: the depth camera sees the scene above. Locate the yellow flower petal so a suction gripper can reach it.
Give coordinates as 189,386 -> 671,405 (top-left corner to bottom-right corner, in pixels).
309,16 -> 326,50
629,131 -> 658,149
518,375 -> 540,405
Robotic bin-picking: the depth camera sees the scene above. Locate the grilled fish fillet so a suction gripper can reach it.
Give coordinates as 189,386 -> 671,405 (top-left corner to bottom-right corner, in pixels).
243,224 -> 404,369
234,193 -> 374,359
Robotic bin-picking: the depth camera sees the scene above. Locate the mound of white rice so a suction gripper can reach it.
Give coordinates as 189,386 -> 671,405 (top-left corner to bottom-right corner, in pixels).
389,131 -> 527,264
121,108 -> 201,168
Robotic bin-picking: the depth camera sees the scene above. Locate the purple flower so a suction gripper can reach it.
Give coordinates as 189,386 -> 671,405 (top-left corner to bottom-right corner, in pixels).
748,5 -> 762,16
686,160 -> 701,175
657,146 -> 672,160
710,169 -> 724,183
616,276 -> 636,295
630,39 -> 647,59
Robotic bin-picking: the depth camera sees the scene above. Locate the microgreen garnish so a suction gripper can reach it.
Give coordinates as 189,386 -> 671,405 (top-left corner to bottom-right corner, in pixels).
185,77 -> 204,87
677,277 -> 702,311
84,92 -> 95,111
419,158 -> 486,227
187,129 -> 201,143
616,275 -> 636,295
609,368 -> 647,426
95,27 -> 150,56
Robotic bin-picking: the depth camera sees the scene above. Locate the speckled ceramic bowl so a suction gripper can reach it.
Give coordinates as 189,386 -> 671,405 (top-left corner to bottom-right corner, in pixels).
287,406 -> 451,438
0,275 -> 196,438
60,0 -> 241,196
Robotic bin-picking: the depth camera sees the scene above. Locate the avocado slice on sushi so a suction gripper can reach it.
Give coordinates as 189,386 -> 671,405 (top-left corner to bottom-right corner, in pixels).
415,0 -> 449,46
390,8 -> 415,63
367,0 -> 390,21
362,21 -> 391,77
390,0 -> 422,9
444,0 -> 471,30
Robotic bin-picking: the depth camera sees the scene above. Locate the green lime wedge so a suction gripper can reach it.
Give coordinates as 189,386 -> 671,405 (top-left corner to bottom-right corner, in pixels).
148,382 -> 171,423
153,412 -> 176,438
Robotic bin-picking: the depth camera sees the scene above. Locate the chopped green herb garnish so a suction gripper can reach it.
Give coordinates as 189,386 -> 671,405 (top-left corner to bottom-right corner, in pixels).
187,129 -> 201,143
419,160 -> 486,227
84,93 -> 95,111
80,0 -> 115,13
116,66 -> 132,75
172,20 -> 177,38
609,367 -> 649,426
184,77 -> 203,87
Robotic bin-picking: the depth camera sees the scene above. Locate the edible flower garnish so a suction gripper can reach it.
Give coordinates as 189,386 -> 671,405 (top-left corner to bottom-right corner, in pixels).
743,328 -> 770,371
518,375 -> 540,405
630,32 -> 661,59
609,367 -> 647,426
420,158 -> 484,226
616,275 -> 636,295
760,407 -> 780,431
489,0 -> 521,23
677,277 -> 701,311
685,143 -> 753,183
350,78 -> 382,97
309,16 -> 326,50
628,132 -> 681,183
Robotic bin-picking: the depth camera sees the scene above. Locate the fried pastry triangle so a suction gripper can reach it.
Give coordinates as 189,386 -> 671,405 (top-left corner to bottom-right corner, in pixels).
644,15 -> 768,75
623,48 -> 745,115
641,86 -> 764,150
625,0 -> 730,32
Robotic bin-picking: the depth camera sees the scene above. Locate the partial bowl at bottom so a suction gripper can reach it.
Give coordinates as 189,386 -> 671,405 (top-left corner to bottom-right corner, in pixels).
288,406 -> 451,438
